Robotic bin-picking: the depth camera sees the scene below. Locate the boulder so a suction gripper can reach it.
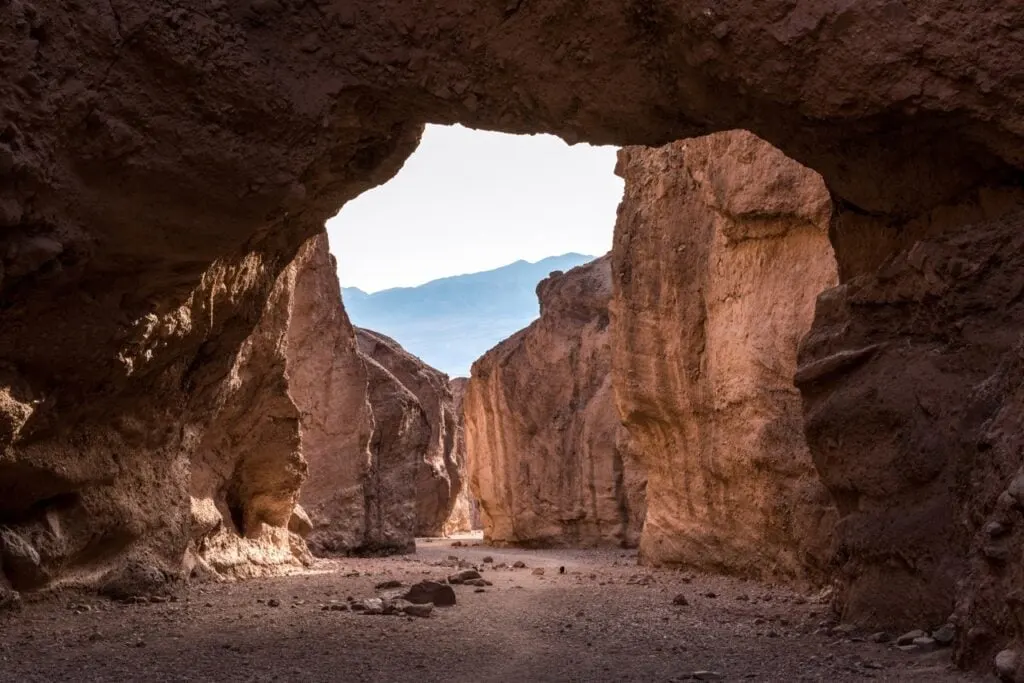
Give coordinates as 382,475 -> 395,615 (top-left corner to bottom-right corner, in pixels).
403,581 -> 456,607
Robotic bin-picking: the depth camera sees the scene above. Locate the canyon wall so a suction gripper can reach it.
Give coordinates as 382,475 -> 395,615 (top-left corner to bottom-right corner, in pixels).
355,328 -> 461,538
611,131 -> 838,581
3,0 -> 1024,674
797,202 -> 1024,652
465,257 -> 647,548
444,377 -> 481,535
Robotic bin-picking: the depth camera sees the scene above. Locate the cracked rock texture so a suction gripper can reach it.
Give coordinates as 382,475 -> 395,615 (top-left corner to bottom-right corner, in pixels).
611,131 -> 839,581
465,257 -> 647,548
356,328 -> 462,539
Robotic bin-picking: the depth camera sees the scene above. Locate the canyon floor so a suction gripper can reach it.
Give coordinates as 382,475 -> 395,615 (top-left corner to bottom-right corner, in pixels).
0,536 -> 992,683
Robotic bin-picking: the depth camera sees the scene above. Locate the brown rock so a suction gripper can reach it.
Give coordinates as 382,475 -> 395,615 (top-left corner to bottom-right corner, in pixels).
465,257 -> 647,548
403,603 -> 434,618
403,581 -> 456,607
611,131 -> 838,580
355,355 -> 424,554
798,205 -> 1024,641
443,377 -> 483,535
356,329 -> 461,536
448,569 -> 482,584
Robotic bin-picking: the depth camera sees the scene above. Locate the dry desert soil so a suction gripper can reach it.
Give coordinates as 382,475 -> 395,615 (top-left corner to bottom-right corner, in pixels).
0,536 -> 994,682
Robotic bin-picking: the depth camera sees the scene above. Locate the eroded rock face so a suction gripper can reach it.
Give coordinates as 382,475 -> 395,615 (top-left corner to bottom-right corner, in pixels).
611,131 -> 839,581
444,378 -> 481,535
2,4 -> 1024,672
465,257 -> 647,548
285,237 -> 375,558
356,328 -> 461,538
797,207 -> 1024,644
187,237 -> 322,580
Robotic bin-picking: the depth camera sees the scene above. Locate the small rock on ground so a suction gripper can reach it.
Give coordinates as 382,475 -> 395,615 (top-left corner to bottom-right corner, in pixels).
403,581 -> 456,607
896,629 -> 927,646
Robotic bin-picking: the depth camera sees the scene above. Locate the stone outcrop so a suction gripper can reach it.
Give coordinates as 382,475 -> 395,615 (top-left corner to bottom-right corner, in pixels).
355,328 -> 461,538
797,206 -> 1024,653
465,257 -> 647,548
611,131 -> 839,581
443,378 -> 481,535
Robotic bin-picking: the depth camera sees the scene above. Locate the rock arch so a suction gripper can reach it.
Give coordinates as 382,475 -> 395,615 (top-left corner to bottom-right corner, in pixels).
3,0 -> 1024,669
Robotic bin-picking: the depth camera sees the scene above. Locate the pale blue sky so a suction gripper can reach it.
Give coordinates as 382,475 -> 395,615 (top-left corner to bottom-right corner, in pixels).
326,124 -> 623,293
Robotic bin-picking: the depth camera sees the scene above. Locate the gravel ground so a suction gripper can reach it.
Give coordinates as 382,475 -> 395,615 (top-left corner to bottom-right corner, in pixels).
0,537 -> 994,682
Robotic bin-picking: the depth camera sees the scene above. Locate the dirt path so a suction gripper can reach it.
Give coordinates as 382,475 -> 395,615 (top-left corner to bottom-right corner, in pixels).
0,539 -> 993,682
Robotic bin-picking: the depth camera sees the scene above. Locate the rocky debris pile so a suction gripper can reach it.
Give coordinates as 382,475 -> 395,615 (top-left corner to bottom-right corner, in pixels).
465,256 -> 646,548
325,567 -> 504,618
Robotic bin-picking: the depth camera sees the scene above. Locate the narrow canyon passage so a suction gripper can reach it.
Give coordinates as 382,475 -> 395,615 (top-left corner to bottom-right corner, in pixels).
4,0 -> 1024,677
0,541 -> 984,683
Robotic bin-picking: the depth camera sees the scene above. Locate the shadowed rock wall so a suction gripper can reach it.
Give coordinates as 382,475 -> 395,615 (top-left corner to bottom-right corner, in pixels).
356,328 -> 461,538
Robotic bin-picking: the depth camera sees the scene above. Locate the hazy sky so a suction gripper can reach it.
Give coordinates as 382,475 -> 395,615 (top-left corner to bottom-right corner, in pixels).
326,124 -> 623,293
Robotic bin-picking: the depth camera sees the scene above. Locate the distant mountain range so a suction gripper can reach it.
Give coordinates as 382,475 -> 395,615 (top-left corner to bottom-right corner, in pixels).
342,253 -> 595,377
